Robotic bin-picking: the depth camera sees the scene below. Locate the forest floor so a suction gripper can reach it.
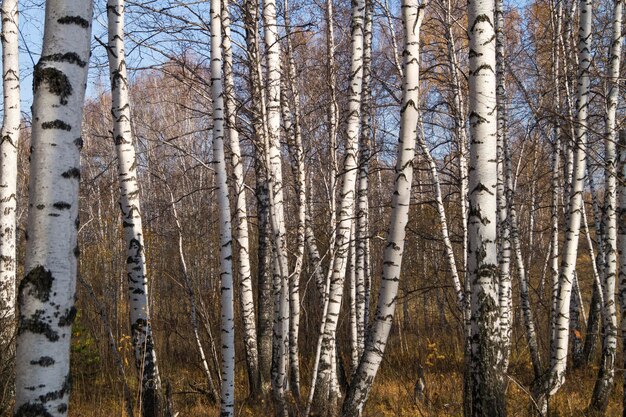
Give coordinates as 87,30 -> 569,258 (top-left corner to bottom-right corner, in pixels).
61,330 -> 623,417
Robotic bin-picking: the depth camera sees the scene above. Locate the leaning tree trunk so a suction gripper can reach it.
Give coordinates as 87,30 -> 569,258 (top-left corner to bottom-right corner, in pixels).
310,0 -> 365,414
222,0 -> 261,398
210,0 -> 236,414
341,1 -> 426,415
544,0 -> 593,408
467,0 -> 506,415
106,1 -> 162,415
14,1 -> 93,416
590,0 -> 622,411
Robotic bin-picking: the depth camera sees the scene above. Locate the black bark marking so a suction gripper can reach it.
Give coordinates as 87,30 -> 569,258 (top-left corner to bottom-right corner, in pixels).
19,266 -> 54,303
14,403 -> 54,417
30,356 -> 55,367
33,65 -> 72,105
53,202 -> 71,210
58,306 -> 77,326
40,52 -> 87,68
18,310 -> 59,341
61,168 -> 80,179
57,15 -> 90,28
74,137 -> 83,149
42,120 -> 71,131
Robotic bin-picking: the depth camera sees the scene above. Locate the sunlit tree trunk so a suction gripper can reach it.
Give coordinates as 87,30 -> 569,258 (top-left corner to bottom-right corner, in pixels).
283,0 -> 303,399
310,0 -> 365,413
545,0 -> 593,407
341,1 -> 426,415
106,2 -> 162,414
262,0 -> 290,412
466,0 -> 506,414
14,1 -> 92,415
243,0 -> 273,392
494,0 -> 512,372
0,0 -> 19,346
617,129 -> 626,415
210,0 -> 235,413
222,0 -> 261,398
590,0 -> 622,410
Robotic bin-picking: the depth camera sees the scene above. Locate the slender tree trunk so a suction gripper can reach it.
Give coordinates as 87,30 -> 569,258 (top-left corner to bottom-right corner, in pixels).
355,0 -> 373,361
341,2 -> 426,415
243,0 -> 273,392
544,0 -> 593,406
210,0 -> 235,413
590,0 -> 622,410
0,0 -> 19,342
14,1 -> 93,415
617,129 -> 626,416
106,2 -> 162,414
311,0 -> 365,413
168,187 -> 219,403
467,0 -> 506,414
222,0 -> 261,398
0,0 -> 19,406
283,0 -> 303,399
495,0 -> 512,371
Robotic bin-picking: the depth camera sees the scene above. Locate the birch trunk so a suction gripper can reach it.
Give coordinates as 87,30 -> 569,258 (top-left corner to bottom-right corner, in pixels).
14,1 -> 92,415
106,2 -> 162,414
617,129 -> 626,415
283,0 -> 303,398
590,0 -> 622,410
495,0 -> 512,371
210,0 -> 235,413
262,0 -> 290,410
310,0 -> 365,412
546,0 -> 593,403
222,0 -> 261,398
467,0 -> 506,414
0,0 -> 19,343
341,2 -> 426,415
243,0 -> 273,391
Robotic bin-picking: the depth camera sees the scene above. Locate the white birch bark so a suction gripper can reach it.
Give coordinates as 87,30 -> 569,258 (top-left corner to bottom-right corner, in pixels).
14,1 -> 93,415
546,0 -> 593,401
262,0 -> 290,409
466,0 -> 505,414
106,2 -> 162,414
617,129 -> 626,415
283,0 -> 303,398
222,0 -> 261,397
494,0 -> 512,372
341,2 -> 426,415
311,0 -> 365,412
0,0 -> 19,342
590,0 -> 622,410
210,0 -> 235,413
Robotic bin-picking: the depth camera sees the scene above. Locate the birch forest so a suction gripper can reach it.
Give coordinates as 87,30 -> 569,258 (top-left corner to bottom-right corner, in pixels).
5,0 -> 626,415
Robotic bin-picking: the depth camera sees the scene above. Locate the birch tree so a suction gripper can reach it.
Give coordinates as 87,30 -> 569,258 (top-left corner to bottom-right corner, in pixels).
310,0 -> 365,412
544,0 -> 593,407
341,2 -> 426,414
590,0 -> 622,410
618,129 -> 626,415
466,0 -> 506,414
14,0 -> 93,415
222,0 -> 261,397
0,0 -> 19,344
210,0 -> 235,413
106,1 -> 162,414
